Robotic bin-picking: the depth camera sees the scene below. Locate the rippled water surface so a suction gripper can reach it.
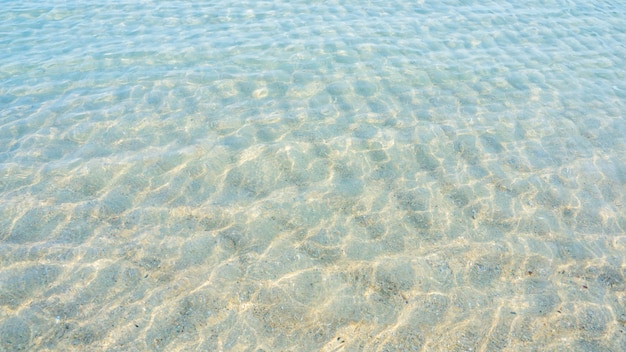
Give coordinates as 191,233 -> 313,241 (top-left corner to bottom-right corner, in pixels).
1,0 -> 626,350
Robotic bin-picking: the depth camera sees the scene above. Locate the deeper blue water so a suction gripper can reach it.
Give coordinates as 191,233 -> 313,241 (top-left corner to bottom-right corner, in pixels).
1,1 -> 626,351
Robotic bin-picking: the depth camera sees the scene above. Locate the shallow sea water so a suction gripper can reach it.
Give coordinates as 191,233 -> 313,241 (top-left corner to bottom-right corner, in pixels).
1,0 -> 626,351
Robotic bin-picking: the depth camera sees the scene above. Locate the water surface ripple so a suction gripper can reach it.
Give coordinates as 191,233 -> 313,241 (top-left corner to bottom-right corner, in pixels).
1,1 -> 626,351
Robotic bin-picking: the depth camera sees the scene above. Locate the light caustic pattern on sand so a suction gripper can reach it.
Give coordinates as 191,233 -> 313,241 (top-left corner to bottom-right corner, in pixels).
1,0 -> 626,351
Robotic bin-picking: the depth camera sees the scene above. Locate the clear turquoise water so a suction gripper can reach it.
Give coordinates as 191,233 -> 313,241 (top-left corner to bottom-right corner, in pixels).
1,1 -> 626,350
